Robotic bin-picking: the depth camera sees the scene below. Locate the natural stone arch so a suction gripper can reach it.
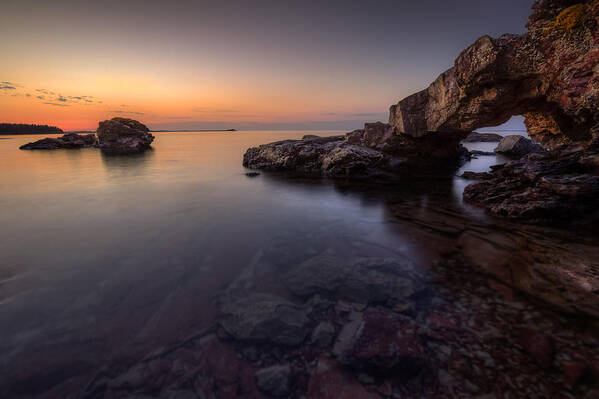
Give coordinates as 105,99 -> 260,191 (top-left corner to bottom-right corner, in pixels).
389,0 -> 599,149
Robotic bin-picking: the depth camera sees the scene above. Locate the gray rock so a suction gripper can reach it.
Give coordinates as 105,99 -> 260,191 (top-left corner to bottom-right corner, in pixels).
494,135 -> 543,157
311,321 -> 336,348
255,365 -> 292,397
283,254 -> 421,305
19,133 -> 96,150
218,293 -> 310,346
96,117 -> 154,155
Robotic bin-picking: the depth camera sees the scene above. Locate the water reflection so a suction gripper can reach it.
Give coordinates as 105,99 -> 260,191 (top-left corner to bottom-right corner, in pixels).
0,132 -> 597,398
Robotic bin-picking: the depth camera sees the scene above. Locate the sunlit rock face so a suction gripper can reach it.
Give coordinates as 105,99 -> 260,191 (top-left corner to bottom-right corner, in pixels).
96,117 -> 154,155
389,0 -> 599,149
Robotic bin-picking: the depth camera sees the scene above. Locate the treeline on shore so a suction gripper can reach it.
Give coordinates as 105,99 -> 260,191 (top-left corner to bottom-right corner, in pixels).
0,123 -> 64,135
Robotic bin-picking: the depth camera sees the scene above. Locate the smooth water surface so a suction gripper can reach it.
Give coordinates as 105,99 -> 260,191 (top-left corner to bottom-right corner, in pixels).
1,131 -> 597,397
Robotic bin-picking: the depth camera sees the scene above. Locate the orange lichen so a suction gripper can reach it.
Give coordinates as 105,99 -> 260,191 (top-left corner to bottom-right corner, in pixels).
553,4 -> 588,32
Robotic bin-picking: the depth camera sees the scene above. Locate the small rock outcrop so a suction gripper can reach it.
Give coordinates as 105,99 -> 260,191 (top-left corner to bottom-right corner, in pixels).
19,133 -> 96,150
463,132 -> 504,143
96,117 -> 154,155
494,135 -> 544,157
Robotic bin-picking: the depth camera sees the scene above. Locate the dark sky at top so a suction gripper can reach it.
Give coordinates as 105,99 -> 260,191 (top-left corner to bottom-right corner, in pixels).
1,0 -> 534,130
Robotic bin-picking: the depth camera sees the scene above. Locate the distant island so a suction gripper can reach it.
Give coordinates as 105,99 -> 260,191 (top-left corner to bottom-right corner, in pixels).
0,123 -> 64,135
150,129 -> 238,132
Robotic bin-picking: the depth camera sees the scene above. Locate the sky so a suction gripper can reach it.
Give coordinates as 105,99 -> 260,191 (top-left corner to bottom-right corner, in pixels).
0,0 -> 533,131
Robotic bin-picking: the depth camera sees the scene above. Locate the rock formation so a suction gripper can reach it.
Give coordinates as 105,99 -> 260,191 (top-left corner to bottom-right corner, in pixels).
244,0 -> 599,224
96,117 -> 154,155
389,0 -> 599,149
19,133 -> 96,150
243,123 -> 468,178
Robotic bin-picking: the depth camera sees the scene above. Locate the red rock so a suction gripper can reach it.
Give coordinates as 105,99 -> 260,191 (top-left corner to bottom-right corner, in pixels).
348,310 -> 425,374
562,361 -> 587,388
519,328 -> 555,368
306,357 -> 379,399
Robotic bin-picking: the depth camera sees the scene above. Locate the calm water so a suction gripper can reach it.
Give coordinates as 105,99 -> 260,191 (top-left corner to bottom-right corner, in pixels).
1,131 -> 597,397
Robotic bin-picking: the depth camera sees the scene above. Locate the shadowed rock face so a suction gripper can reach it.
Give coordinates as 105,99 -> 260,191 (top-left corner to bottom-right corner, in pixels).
243,123 -> 468,178
389,0 -> 599,148
96,117 -> 154,155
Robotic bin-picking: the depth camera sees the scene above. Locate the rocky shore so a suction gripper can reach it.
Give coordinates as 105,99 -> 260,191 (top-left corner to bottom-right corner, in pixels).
19,117 -> 154,155
244,0 -> 599,225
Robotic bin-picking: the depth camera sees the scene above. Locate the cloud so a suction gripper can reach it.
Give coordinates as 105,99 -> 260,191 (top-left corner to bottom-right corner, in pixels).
57,96 -> 68,102
43,102 -> 69,107
0,84 -> 16,90
110,109 -> 146,115
25,93 -> 31,97
37,95 -> 44,100
192,107 -> 240,114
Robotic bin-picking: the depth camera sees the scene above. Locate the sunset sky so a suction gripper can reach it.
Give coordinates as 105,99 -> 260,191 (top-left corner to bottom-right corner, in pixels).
1,0 -> 533,131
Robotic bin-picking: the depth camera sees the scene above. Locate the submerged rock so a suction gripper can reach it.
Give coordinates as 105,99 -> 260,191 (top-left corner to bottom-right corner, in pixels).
255,365 -> 292,397
333,310 -> 425,374
283,254 -> 423,305
218,293 -> 310,346
494,135 -> 544,157
96,117 -> 154,155
19,133 -> 96,150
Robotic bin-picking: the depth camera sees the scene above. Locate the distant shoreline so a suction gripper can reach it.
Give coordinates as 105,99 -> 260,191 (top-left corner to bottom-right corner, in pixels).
0,128 -> 238,135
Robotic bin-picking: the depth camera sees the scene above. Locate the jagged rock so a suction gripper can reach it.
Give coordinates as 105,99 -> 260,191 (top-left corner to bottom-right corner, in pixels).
463,144 -> 599,223
96,117 -> 154,155
463,132 -> 504,143
243,123 -> 468,177
19,133 -> 96,150
255,365 -> 292,397
306,357 -> 380,399
494,135 -> 544,157
218,293 -> 310,346
283,254 -> 423,305
389,0 -> 599,149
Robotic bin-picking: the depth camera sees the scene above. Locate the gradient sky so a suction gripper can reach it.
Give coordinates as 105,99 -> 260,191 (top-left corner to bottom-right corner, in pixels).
0,0 -> 533,131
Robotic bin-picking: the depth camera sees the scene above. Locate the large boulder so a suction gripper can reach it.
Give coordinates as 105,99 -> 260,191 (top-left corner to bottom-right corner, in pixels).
19,133 -> 96,150
463,132 -> 504,143
96,117 -> 154,155
494,135 -> 544,157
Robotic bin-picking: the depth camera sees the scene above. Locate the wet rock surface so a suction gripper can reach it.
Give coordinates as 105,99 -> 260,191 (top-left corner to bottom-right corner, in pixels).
19,133 -> 96,150
463,142 -> 599,223
96,117 -> 154,155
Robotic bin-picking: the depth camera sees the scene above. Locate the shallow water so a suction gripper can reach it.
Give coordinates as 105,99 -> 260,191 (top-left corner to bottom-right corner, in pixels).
0,131 -> 597,397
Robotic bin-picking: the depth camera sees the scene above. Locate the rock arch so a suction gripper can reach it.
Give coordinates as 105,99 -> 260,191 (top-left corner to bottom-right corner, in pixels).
389,0 -> 599,148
